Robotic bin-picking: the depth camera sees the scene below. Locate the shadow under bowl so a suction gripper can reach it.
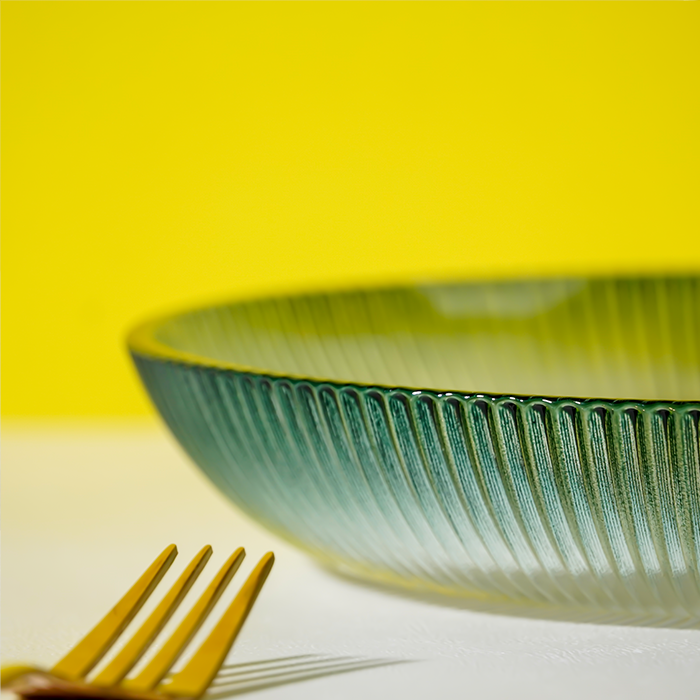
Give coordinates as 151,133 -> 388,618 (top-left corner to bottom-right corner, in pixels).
128,276 -> 700,622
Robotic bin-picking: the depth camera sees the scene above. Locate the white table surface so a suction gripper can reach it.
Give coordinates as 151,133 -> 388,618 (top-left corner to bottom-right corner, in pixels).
3,421 -> 700,699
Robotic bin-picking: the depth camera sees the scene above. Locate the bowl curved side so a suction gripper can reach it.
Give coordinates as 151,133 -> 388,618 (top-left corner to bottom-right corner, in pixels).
131,350 -> 700,620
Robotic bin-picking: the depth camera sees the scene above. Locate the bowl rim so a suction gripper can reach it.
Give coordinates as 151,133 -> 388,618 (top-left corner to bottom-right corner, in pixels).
127,280 -> 700,407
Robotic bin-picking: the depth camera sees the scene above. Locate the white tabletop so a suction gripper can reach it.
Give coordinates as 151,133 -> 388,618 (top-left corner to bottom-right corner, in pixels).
3,422 -> 699,699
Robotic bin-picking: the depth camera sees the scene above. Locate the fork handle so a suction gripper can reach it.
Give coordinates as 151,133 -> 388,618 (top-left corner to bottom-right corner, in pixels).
2,668 -> 166,700
1,665 -> 44,687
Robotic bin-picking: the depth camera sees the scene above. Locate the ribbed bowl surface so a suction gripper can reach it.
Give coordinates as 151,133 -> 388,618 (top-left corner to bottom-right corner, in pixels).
130,277 -> 700,620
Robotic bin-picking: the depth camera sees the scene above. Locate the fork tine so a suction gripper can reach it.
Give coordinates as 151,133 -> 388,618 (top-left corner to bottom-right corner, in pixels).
162,552 -> 274,699
51,545 -> 178,681
92,546 -> 213,687
124,548 -> 246,693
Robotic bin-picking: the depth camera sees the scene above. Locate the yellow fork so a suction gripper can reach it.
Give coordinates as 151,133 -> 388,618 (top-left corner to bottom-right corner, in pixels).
1,545 -> 275,700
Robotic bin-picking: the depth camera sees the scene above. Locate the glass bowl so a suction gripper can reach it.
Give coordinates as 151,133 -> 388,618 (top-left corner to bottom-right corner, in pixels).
129,276 -> 700,621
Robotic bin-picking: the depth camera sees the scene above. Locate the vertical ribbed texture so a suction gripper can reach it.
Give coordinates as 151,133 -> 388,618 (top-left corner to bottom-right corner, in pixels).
130,276 -> 700,620
133,354 -> 700,620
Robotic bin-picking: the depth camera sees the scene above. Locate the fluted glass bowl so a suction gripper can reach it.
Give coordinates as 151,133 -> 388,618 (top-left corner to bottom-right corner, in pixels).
129,277 -> 700,620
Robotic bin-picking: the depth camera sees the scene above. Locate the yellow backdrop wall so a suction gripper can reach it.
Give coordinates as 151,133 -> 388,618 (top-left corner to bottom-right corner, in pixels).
2,2 -> 699,416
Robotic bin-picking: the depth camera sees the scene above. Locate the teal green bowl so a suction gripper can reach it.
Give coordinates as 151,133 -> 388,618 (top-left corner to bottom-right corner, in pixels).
129,276 -> 700,620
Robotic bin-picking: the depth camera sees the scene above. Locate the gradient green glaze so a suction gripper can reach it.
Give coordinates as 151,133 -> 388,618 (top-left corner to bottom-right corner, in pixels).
130,277 -> 700,619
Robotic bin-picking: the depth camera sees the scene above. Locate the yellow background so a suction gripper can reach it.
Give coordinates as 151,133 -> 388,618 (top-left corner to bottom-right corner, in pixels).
2,2 -> 699,417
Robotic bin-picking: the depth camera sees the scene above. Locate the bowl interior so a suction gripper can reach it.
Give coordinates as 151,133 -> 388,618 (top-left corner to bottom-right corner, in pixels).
151,276 -> 700,402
